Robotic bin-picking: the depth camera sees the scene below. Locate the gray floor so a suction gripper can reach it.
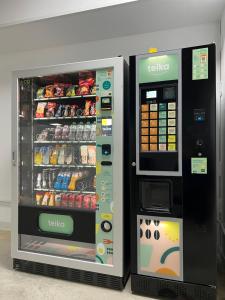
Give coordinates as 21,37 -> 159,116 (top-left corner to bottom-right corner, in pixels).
0,231 -> 155,300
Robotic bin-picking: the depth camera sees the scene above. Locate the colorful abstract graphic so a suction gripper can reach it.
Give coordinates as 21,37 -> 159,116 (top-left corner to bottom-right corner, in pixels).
138,217 -> 182,280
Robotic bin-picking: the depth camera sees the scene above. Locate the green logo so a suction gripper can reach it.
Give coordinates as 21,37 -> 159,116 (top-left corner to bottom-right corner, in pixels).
139,54 -> 179,84
103,80 -> 111,90
39,213 -> 74,235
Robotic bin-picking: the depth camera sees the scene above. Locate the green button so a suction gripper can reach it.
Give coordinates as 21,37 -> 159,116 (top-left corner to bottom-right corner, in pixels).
39,213 -> 74,235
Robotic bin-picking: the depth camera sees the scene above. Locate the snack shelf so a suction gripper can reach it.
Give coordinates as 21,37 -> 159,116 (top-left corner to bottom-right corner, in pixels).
34,140 -> 95,144
34,188 -> 95,194
34,95 -> 96,101
33,115 -> 96,121
34,164 -> 96,168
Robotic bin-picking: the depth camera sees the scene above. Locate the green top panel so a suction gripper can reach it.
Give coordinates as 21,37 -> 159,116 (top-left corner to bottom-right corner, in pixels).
138,54 -> 179,84
39,213 -> 74,235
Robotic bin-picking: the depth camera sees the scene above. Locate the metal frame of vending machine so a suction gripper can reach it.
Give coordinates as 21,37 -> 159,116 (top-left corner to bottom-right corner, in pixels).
129,44 -> 223,299
11,57 -> 129,290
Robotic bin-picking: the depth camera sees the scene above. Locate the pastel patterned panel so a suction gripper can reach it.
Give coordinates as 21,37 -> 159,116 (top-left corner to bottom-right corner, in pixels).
138,216 -> 183,281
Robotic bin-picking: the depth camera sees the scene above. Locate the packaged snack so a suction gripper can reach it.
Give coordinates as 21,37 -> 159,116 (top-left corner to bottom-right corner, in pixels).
54,84 -> 64,97
42,192 -> 50,206
45,102 -> 57,117
87,146 -> 96,165
45,85 -> 55,98
63,105 -> 70,117
35,102 -> 47,118
36,87 -> 45,99
80,146 -> 88,165
55,105 -> 65,117
55,194 -> 61,207
90,102 -> 96,116
48,193 -> 55,206
66,85 -> 78,97
84,100 -> 92,116
35,193 -> 43,206
70,105 -> 78,117
90,85 -> 96,95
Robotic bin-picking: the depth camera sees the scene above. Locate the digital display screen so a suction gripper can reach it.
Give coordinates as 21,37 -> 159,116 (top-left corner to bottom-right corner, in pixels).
102,118 -> 112,126
146,90 -> 157,99
102,98 -> 110,104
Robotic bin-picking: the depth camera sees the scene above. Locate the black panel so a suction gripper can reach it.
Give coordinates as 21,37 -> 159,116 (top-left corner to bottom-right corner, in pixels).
182,44 -> 216,285
14,259 -> 128,290
131,274 -> 216,300
19,205 -> 95,244
140,180 -> 171,212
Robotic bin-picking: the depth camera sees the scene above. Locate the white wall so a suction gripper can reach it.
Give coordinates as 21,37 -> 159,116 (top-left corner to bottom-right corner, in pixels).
0,0 -> 137,27
0,21 -> 220,228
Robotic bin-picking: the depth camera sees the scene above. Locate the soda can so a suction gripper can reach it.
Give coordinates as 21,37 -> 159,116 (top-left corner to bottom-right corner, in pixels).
68,194 -> 76,208
90,194 -> 96,209
61,193 -> 68,207
83,194 -> 91,209
75,194 -> 83,208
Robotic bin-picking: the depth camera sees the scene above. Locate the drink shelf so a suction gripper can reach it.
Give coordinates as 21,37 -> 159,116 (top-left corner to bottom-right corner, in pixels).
33,140 -> 95,144
34,164 -> 95,168
34,188 -> 95,194
33,115 -> 96,121
34,94 -> 96,101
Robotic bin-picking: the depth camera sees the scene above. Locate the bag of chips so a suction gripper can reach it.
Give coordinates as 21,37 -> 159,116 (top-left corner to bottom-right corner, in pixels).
36,102 -> 47,118
83,100 -> 92,116
36,87 -> 45,99
45,102 -> 57,117
45,85 -> 55,98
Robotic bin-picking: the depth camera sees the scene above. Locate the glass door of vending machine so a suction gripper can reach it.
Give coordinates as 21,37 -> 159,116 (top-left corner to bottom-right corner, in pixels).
12,58 -> 127,289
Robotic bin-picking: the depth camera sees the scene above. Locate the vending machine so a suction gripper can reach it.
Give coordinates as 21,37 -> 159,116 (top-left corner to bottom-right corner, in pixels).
11,57 -> 129,289
129,44 -> 220,299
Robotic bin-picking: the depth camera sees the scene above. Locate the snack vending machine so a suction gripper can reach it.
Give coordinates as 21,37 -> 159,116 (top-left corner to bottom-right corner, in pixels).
12,57 -> 129,289
129,45 -> 219,299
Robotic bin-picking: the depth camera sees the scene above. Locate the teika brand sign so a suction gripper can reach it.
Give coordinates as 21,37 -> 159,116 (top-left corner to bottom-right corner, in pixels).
139,54 -> 179,84
39,213 -> 74,235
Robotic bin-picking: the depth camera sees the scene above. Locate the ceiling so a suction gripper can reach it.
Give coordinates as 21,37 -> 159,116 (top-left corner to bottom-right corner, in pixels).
0,0 -> 224,54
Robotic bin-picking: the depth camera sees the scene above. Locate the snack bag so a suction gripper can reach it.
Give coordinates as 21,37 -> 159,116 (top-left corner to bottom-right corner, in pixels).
87,146 -> 96,165
36,193 -> 43,206
90,102 -> 96,116
36,87 -> 45,99
90,85 -> 96,95
66,85 -> 77,97
54,84 -> 64,97
70,104 -> 78,117
45,85 -> 55,98
45,102 -> 57,117
80,145 -> 88,165
35,102 -> 47,118
84,100 -> 92,116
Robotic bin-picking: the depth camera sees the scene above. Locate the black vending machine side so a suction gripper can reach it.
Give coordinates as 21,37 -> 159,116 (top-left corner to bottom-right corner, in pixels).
129,44 -> 220,300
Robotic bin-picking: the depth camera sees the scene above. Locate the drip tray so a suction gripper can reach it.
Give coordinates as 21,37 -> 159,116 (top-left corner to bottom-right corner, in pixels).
20,234 -> 96,262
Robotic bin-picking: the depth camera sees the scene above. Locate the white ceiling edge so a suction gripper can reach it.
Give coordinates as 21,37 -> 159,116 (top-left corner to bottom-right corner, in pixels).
0,0 -> 138,28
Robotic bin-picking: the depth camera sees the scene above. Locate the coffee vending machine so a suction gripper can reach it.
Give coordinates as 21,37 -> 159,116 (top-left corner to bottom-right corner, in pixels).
129,44 -> 221,299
